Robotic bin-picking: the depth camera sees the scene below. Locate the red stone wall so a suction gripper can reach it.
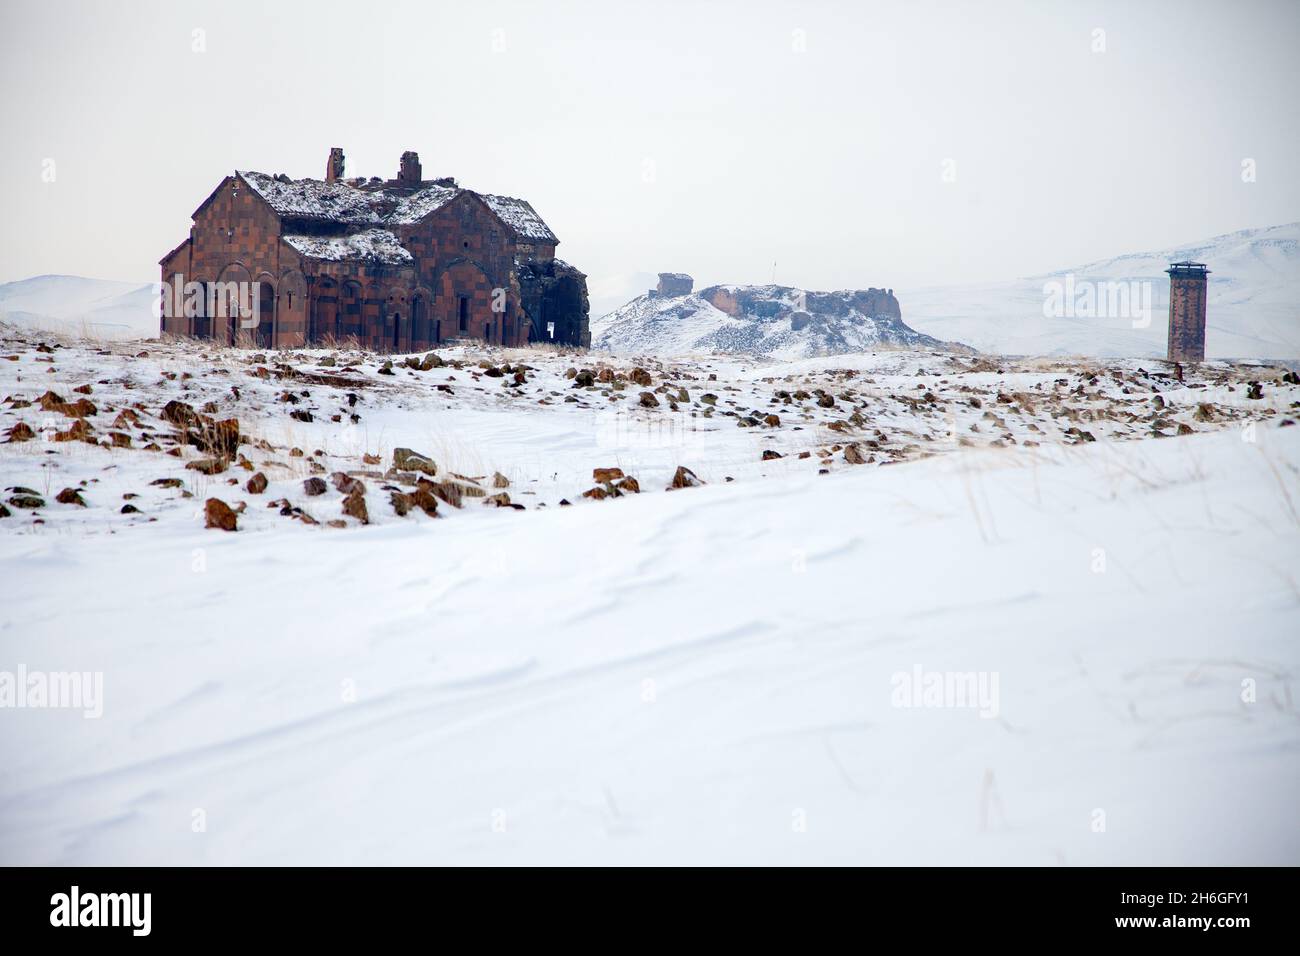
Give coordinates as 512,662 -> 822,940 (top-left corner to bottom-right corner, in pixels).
163,176 -> 543,352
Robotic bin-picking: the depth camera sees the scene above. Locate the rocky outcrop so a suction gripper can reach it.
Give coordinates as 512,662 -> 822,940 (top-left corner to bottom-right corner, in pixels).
593,282 -> 964,359
656,273 -> 693,297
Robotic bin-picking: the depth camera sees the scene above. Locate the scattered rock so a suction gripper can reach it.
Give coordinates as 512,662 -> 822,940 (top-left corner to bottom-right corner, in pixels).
629,367 -> 652,387
246,472 -> 269,494
150,477 -> 184,488
844,444 -> 866,464
492,471 -> 510,489
342,488 -> 369,524
639,391 -> 659,408
667,466 -> 704,490
204,497 -> 238,531
593,467 -> 625,483
3,422 -> 35,442
303,477 -> 328,496
330,472 -> 365,495
186,458 -> 228,475
392,487 -> 439,517
161,400 -> 200,427
392,447 -> 437,476
762,449 -> 783,461
53,419 -> 95,443
55,488 -> 87,507
120,503 -> 141,514
8,494 -> 45,509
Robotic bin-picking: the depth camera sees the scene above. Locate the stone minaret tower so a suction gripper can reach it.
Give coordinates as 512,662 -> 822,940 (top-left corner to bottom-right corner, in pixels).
325,147 -> 345,183
1166,261 -> 1209,363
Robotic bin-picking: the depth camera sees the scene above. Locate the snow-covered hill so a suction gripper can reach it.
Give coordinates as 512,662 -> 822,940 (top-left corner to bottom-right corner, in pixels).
0,274 -> 156,339
593,284 -> 957,359
902,223 -> 1300,360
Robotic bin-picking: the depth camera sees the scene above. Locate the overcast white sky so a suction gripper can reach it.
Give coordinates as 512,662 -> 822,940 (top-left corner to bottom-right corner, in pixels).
2,0 -> 1297,313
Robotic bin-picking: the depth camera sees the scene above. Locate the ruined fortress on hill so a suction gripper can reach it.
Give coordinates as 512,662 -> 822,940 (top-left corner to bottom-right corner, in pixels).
159,148 -> 590,351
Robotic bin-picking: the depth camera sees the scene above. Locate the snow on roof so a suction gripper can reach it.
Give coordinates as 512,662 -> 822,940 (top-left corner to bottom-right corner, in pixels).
282,230 -> 413,265
236,170 -> 559,249
388,184 -> 461,225
238,171 -> 382,224
480,194 -> 557,243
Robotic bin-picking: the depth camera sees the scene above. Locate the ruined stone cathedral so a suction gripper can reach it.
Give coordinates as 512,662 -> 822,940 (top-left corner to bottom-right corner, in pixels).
159,148 -> 590,351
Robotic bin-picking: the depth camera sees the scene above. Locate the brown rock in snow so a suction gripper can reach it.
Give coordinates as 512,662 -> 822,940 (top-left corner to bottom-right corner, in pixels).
204,497 -> 238,531
392,447 -> 437,476
667,466 -> 704,490
186,457 -> 228,475
55,488 -> 87,507
330,472 -> 365,495
342,488 -> 369,524
4,422 -> 35,442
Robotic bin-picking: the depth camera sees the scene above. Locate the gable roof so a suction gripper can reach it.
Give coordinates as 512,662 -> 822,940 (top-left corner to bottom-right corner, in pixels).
479,193 -> 556,243
232,170 -> 557,243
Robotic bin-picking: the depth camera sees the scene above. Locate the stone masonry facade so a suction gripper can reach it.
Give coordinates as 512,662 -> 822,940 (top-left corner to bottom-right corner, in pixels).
159,148 -> 590,352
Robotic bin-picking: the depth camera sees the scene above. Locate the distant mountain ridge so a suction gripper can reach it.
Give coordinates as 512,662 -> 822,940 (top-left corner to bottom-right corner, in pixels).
900,222 -> 1300,359
0,274 -> 155,338
593,281 -> 959,358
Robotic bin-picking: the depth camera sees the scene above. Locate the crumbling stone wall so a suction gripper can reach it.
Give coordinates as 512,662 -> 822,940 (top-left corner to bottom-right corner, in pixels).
517,259 -> 590,347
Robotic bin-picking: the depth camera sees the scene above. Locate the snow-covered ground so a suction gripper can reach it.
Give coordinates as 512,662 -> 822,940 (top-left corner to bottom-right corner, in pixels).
2,325 -> 1298,864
